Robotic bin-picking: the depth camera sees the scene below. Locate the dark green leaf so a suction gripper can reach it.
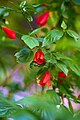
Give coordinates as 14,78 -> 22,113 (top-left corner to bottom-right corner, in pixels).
21,35 -> 39,49
56,62 -> 68,76
52,53 -> 72,61
37,67 -> 48,77
67,98 -> 73,113
15,47 -> 33,64
44,53 -> 57,64
67,30 -> 79,41
42,29 -> 63,47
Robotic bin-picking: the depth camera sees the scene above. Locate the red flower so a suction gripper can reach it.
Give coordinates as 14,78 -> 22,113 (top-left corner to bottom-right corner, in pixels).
59,80 -> 64,83
39,71 -> 51,87
58,71 -> 67,78
33,50 -> 45,64
36,11 -> 50,26
78,95 -> 80,99
2,26 -> 16,39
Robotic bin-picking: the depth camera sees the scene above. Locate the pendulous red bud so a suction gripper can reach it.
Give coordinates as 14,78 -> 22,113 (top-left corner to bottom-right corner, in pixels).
2,26 -> 16,39
36,11 -> 50,26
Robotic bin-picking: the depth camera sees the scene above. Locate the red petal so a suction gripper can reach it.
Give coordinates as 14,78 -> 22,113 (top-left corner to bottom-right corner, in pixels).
78,95 -> 80,99
33,50 -> 45,64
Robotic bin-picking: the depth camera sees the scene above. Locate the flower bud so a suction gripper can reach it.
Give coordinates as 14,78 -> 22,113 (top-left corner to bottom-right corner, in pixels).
36,11 -> 50,26
2,26 -> 16,39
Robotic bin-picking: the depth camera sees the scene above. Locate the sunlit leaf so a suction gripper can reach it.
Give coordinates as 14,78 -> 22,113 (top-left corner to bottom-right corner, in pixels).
42,29 -> 64,47
29,28 -> 42,36
61,21 -> 67,30
67,30 -> 79,41
21,35 -> 39,49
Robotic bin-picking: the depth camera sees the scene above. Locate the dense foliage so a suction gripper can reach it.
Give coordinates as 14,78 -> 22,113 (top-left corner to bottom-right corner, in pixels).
0,0 -> 80,120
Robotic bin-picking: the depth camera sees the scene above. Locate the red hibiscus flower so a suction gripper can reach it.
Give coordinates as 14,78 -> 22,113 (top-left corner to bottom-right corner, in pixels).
33,50 -> 45,64
58,71 -> 67,78
36,11 -> 50,26
2,26 -> 16,39
39,71 -> 51,87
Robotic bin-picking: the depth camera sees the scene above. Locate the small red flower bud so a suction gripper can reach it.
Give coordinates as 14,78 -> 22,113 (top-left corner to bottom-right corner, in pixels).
36,11 -> 50,26
58,71 -> 67,78
33,50 -> 45,65
42,3 -> 47,6
2,26 -> 16,39
78,95 -> 80,99
59,80 -> 64,83
39,71 -> 51,87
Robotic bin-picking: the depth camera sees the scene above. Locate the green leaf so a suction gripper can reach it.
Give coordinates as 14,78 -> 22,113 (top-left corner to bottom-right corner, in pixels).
52,53 -> 72,61
0,7 -> 12,16
21,35 -> 39,49
19,1 -> 35,22
37,67 -> 48,77
16,94 -> 57,120
44,53 -> 57,64
42,29 -> 64,47
47,90 -> 61,105
56,62 -> 68,76
67,30 -> 79,41
12,109 -> 39,120
19,1 -> 35,12
25,13 -> 33,22
61,2 -> 69,19
0,95 -> 19,117
29,28 -> 42,36
61,21 -> 67,30
15,47 -> 33,64
68,62 -> 80,76
67,98 -> 73,113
